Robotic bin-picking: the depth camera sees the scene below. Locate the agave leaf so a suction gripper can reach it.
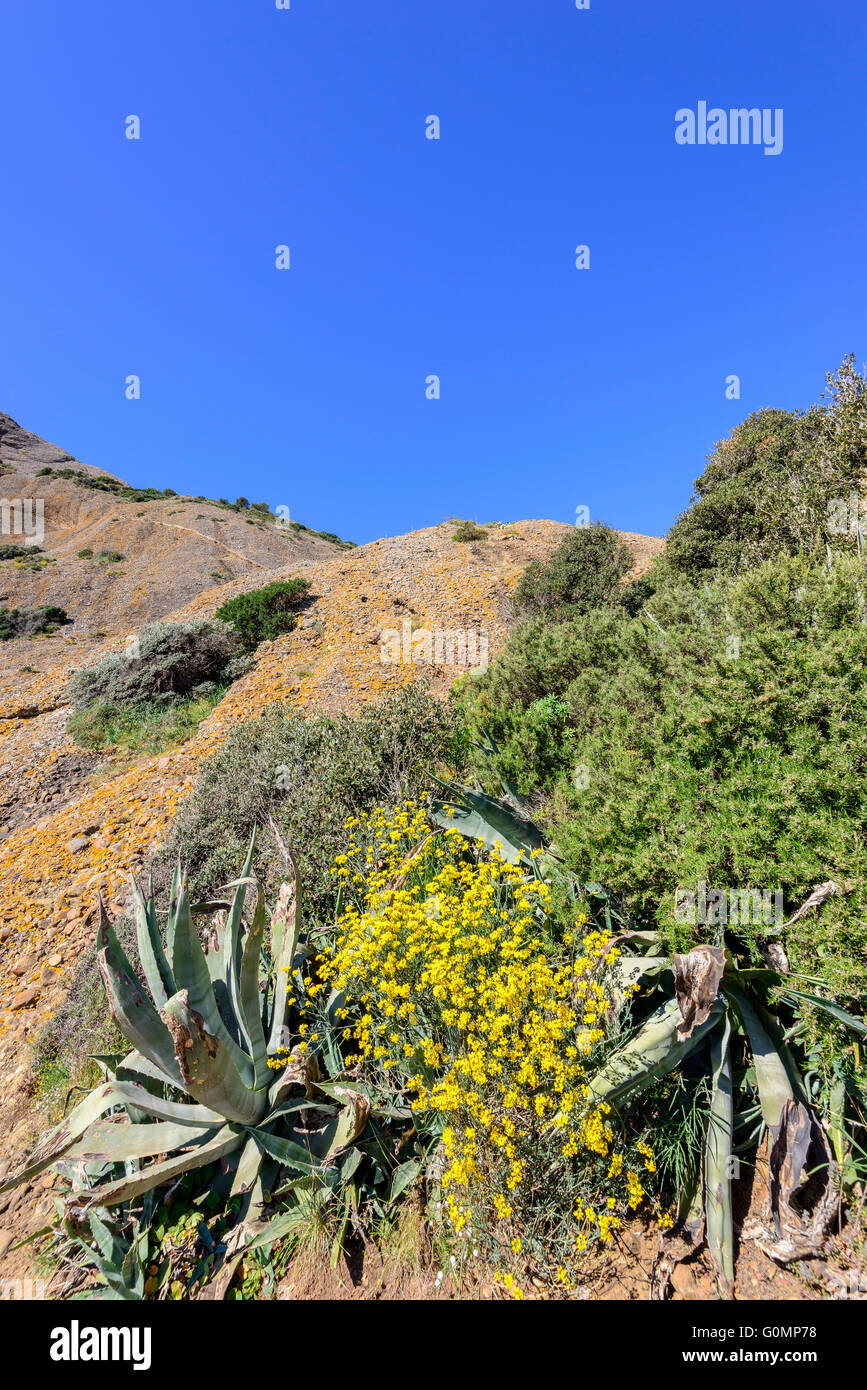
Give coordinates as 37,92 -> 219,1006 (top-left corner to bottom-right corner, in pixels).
96,905 -> 183,1086
726,983 -> 793,1133
236,885 -> 271,1091
161,991 -> 268,1126
674,946 -> 727,1041
428,775 -> 545,864
65,1118 -> 220,1162
223,829 -> 257,1000
779,988 -> 867,1036
248,1127 -> 319,1174
72,1126 -> 245,1209
113,1050 -> 187,1094
164,858 -> 184,966
267,876 -> 301,1051
130,875 -> 174,1010
587,996 -> 723,1108
170,879 -> 255,1088
319,988 -> 348,1079
705,1016 -> 735,1299
0,1079 -> 221,1194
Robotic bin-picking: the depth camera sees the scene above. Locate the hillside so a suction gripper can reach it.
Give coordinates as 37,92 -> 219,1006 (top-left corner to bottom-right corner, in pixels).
0,410 -> 670,1294
0,411 -> 350,636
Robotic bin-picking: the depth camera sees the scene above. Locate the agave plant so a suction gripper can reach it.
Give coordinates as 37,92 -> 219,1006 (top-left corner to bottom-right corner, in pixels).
429,760 -> 857,1298
0,833 -> 369,1238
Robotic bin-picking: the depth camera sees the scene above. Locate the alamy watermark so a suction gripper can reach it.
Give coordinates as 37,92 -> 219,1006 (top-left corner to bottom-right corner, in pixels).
827,492 -> 866,538
675,882 -> 784,927
380,619 -> 488,674
1,497 -> 44,547
675,103 -> 783,156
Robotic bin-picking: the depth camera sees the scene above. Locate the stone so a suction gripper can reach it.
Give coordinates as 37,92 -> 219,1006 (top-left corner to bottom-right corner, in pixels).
11,953 -> 35,977
65,837 -> 90,854
0,1230 -> 13,1259
47,953 -> 62,967
10,985 -> 40,1010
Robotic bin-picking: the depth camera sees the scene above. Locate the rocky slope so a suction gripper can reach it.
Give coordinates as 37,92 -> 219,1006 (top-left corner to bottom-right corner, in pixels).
0,411 -> 349,635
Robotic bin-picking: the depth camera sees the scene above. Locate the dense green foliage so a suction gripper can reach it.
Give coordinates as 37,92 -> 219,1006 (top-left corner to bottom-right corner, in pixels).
513,521 -> 635,619
215,578 -> 311,649
0,604 -> 68,640
666,356 -> 867,576
466,555 -> 867,988
67,619 -> 249,711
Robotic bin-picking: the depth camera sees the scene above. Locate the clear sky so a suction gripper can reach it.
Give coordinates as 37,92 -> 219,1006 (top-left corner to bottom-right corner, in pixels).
1,1 -> 864,545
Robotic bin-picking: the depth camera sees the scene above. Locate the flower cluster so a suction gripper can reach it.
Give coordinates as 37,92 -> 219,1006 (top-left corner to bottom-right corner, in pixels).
320,802 -> 652,1292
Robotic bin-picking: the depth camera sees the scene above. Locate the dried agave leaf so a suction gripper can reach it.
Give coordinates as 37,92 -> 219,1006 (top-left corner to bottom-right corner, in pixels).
673,945 -> 727,1041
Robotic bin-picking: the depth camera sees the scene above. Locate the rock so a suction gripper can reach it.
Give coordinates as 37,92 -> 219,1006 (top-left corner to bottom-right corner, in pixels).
47,954 -> 62,967
0,927 -> 10,944
11,953 -> 35,977
65,836 -> 90,854
10,985 -> 40,1010
0,1230 -> 13,1259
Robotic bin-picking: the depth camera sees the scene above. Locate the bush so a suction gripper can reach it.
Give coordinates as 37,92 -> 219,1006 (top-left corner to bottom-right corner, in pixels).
96,549 -> 125,564
0,543 -> 41,561
666,357 -> 867,576
67,619 -> 249,710
215,578 -> 311,650
513,522 -> 635,620
155,682 -> 467,923
77,548 -> 94,559
463,553 -> 867,1003
0,605 -> 69,640
452,520 -> 488,543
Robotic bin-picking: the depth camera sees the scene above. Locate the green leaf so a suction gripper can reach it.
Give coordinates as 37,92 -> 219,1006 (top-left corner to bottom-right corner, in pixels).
65,1118 -> 220,1163
130,875 -> 174,1009
161,991 -> 268,1126
428,775 -> 545,864
725,984 -> 793,1132
705,1016 -> 735,1298
95,907 -> 182,1085
170,880 -> 255,1088
73,1126 -> 245,1209
389,1158 -> 421,1204
236,886 -> 271,1090
780,988 -> 867,1036
587,996 -> 723,1108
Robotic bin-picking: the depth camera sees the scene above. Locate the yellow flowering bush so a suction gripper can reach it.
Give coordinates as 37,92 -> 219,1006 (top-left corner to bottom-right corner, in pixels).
320,801 -> 653,1291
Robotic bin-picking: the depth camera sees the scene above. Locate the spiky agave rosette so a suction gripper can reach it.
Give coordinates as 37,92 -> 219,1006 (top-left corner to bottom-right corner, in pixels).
0,832 -> 369,1236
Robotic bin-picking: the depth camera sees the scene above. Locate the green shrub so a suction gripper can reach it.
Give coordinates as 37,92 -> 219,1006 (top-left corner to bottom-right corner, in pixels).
96,549 -> 125,564
666,357 -> 867,576
463,553 -> 867,1007
0,605 -> 69,640
215,578 -> 311,650
513,521 -> 635,620
452,520 -> 488,543
0,543 -> 41,561
77,548 -> 94,559
67,619 -> 249,710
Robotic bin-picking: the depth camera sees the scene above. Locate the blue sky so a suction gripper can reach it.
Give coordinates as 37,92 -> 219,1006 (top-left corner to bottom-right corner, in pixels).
1,0 -> 864,545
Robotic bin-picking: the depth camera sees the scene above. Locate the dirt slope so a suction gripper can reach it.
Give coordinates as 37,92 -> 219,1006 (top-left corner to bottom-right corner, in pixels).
0,411 -> 348,635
